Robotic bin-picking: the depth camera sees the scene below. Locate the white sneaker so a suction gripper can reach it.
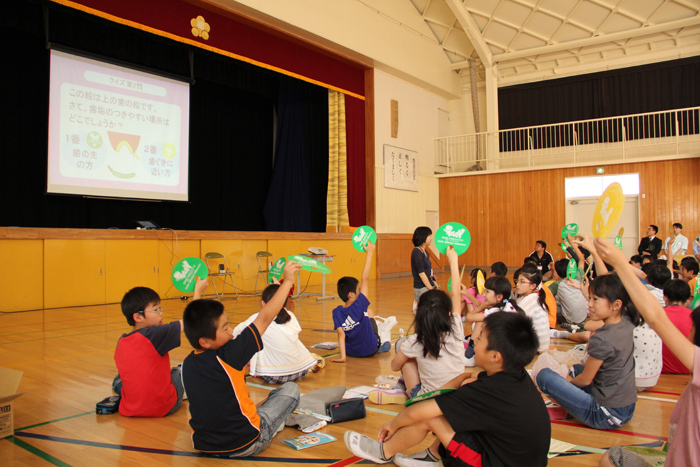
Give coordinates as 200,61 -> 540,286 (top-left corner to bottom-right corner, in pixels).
464,355 -> 475,367
394,449 -> 442,467
343,431 -> 391,464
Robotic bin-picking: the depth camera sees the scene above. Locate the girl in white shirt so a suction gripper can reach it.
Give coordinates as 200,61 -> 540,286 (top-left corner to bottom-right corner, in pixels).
233,284 -> 320,384
515,265 -> 551,353
390,247 -> 465,399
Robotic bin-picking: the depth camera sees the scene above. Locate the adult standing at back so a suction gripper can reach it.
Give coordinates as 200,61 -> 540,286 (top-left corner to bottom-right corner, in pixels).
638,225 -> 663,259
528,240 -> 554,282
411,226 -> 437,313
661,223 -> 688,261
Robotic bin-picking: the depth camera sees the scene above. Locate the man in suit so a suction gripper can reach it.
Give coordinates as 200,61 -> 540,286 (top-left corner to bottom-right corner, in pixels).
638,224 -> 663,259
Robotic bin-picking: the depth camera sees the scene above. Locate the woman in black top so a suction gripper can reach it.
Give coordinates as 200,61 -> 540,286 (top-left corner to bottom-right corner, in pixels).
411,226 -> 437,313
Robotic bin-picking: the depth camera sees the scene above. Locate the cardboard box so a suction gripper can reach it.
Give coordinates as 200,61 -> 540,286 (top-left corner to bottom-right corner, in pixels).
0,367 -> 24,438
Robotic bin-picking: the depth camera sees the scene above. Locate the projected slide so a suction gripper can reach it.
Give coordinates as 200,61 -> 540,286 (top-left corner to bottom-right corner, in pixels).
48,50 -> 190,201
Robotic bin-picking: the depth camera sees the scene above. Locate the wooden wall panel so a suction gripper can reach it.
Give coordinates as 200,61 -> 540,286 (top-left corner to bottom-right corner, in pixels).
376,234 -> 413,277
439,158 -> 700,268
376,235 -> 446,277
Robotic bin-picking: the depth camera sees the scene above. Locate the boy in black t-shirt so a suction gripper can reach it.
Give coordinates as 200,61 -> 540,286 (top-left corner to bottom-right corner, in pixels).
344,312 -> 550,467
181,260 -> 301,457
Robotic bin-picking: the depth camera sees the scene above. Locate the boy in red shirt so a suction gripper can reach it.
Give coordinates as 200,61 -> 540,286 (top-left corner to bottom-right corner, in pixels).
662,279 -> 693,374
113,281 -> 206,417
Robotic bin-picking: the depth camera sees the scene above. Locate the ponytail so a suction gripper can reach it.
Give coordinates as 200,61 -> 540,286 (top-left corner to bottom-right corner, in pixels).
274,307 -> 292,325
537,288 -> 548,312
484,276 -> 527,316
262,284 -> 292,325
498,297 -> 526,316
519,265 -> 549,312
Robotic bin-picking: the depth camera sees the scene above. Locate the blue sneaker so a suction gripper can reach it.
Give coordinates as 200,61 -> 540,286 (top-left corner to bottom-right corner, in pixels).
377,341 -> 391,354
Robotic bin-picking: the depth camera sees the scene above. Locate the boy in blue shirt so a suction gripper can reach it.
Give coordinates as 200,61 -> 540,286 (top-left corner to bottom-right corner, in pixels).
331,241 -> 390,362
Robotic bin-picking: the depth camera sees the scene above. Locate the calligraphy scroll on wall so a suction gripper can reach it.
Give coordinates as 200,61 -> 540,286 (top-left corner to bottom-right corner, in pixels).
383,144 -> 417,192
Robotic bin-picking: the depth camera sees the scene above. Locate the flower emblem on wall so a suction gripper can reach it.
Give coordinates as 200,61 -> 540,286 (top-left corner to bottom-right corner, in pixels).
191,15 -> 210,40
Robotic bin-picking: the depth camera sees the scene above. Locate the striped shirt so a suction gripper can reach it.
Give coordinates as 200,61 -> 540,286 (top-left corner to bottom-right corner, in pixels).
517,293 -> 550,353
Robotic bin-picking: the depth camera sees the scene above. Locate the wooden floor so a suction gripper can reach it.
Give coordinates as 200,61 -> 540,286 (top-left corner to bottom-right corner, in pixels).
0,276 -> 686,466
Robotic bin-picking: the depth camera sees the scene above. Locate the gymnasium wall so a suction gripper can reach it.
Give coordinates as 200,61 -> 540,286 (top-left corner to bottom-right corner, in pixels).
212,0 -> 463,99
438,158 -> 700,269
373,70 -> 446,234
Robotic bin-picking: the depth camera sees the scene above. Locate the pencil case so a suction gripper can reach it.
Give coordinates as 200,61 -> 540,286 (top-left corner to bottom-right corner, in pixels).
325,397 -> 366,423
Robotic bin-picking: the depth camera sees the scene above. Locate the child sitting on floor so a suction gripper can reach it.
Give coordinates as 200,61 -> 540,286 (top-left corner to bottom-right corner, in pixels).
181,261 -> 302,457
596,238 -> 699,467
536,273 -> 638,429
661,279 -> 693,374
462,268 -> 485,317
462,276 -> 524,366
344,311 -> 550,467
374,246 -> 464,404
112,281 -> 206,417
233,283 -> 322,384
332,241 -> 393,362
515,264 -> 551,353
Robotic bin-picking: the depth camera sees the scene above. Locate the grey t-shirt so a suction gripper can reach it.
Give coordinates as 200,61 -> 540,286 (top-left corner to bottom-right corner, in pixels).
587,317 -> 637,408
556,267 -> 588,324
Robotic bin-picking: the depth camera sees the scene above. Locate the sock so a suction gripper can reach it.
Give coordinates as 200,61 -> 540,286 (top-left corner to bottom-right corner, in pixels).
411,448 -> 439,461
425,448 -> 439,461
360,435 -> 388,461
379,443 -> 389,461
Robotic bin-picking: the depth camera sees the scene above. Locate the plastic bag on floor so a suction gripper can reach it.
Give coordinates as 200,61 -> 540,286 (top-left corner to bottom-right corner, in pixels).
531,351 -> 569,384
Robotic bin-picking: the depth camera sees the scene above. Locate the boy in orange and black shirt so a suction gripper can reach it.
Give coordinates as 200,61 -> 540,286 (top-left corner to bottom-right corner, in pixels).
181,260 -> 301,457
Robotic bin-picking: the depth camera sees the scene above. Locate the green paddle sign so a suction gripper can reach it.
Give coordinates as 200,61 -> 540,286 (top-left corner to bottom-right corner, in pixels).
434,222 -> 471,255
268,257 -> 286,283
561,223 -> 579,239
352,225 -> 377,252
614,236 -> 623,250
172,257 -> 208,293
288,255 -> 332,274
566,258 -> 577,280
404,388 -> 456,407
447,277 -> 462,293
